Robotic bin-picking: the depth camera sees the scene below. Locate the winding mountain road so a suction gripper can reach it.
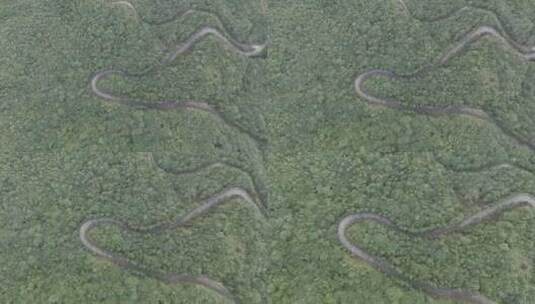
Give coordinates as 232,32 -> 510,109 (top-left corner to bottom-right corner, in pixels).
91,3 -> 267,145
80,187 -> 265,304
338,194 -> 535,304
354,25 -> 535,151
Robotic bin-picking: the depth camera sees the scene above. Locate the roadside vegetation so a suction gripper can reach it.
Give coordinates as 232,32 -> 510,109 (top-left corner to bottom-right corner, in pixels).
1,0 -> 534,303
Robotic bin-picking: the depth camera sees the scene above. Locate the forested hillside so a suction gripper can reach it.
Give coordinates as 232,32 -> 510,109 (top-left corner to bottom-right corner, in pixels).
1,0 -> 534,303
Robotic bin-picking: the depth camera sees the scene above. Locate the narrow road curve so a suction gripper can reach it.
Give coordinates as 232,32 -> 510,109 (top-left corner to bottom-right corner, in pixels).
338,194 -> 535,304
80,187 -> 265,304
354,25 -> 535,151
149,152 -> 268,212
433,154 -> 535,176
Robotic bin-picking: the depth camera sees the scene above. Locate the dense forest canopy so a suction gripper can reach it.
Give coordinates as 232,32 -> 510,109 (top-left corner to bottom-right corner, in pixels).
1,0 -> 534,303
